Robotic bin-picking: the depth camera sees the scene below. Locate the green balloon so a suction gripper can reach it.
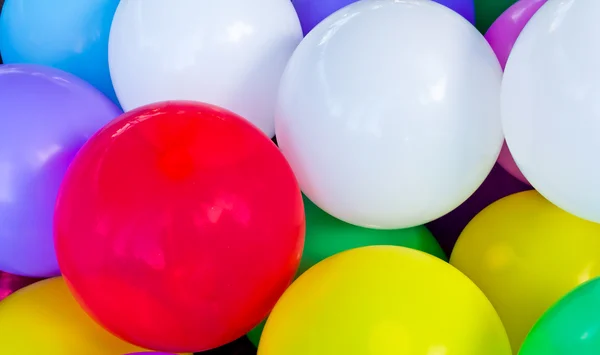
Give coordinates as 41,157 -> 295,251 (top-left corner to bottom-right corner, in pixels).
519,277 -> 600,355
247,195 -> 446,347
474,0 -> 519,33
247,319 -> 264,348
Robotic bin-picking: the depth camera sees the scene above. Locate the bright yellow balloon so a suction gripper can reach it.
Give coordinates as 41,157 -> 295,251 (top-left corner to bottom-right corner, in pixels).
450,190 -> 600,353
258,246 -> 511,355
0,277 -> 185,355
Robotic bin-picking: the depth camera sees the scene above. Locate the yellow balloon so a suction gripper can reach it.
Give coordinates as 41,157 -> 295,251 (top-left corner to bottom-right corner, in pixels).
258,246 -> 511,355
450,190 -> 600,353
0,277 -> 187,355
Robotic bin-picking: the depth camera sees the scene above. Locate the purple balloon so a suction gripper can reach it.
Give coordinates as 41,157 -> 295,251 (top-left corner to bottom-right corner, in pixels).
485,0 -> 547,70
292,0 -> 475,35
0,64 -> 122,277
427,164 -> 532,255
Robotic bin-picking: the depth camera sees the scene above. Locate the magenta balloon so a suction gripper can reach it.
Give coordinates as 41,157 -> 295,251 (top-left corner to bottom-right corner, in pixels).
123,353 -> 177,355
0,271 -> 42,301
497,142 -> 529,184
485,0 -> 547,185
0,64 -> 122,277
485,0 -> 547,69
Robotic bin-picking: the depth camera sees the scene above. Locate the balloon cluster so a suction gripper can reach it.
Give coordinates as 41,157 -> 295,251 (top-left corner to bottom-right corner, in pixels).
0,0 -> 599,354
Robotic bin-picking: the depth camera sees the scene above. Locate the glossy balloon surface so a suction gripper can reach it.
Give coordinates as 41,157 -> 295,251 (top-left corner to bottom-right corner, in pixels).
109,0 -> 302,136
292,0 -> 474,35
292,0 -> 357,34
485,0 -> 547,70
276,0 -> 503,229
451,191 -> 600,352
259,246 -> 511,355
435,0 -> 475,23
0,272 -> 40,302
520,278 -> 600,355
0,64 -> 122,277
0,0 -> 120,102
0,277 -> 155,355
247,195 -> 446,347
502,0 -> 600,223
486,0 -> 547,185
54,101 -> 305,352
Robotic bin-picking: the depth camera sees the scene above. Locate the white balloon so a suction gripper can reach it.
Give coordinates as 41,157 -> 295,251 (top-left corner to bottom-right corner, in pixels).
276,0 -> 503,229
109,0 -> 302,137
502,0 -> 600,223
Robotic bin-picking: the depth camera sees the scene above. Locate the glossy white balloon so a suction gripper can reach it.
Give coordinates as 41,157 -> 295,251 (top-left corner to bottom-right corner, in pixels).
276,0 -> 503,229
109,0 -> 302,137
502,0 -> 600,223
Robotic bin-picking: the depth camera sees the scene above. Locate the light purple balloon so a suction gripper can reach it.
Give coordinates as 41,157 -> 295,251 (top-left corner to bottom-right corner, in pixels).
485,0 -> 547,184
0,64 -> 122,277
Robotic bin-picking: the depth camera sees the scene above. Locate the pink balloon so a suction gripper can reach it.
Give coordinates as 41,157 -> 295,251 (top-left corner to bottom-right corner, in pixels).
0,272 -> 41,301
485,0 -> 547,185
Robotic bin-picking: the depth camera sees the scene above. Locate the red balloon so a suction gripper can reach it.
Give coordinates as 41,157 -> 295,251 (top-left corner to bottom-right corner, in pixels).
54,101 -> 305,352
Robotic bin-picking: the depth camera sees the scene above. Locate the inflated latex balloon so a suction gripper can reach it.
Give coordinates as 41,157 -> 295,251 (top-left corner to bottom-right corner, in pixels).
474,0 -> 518,33
427,164 -> 531,255
502,0 -> 600,223
451,191 -> 600,352
520,278 -> 600,355
258,246 -> 511,355
292,0 -> 357,34
0,0 -> 120,103
0,272 -> 40,302
435,0 -> 475,23
109,0 -> 301,137
485,0 -> 547,70
486,0 -> 546,185
125,353 -> 177,355
292,0 -> 474,35
294,196 -> 446,275
0,0 -> 3,64
0,64 -> 122,277
276,0 -> 503,229
497,142 -> 528,184
0,277 -> 158,355
54,101 -> 305,352
247,195 -> 446,347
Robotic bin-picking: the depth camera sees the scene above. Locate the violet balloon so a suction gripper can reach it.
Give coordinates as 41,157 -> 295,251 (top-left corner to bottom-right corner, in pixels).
292,0 -> 356,35
292,0 -> 475,35
485,0 -> 547,184
0,64 -> 122,277
436,0 -> 475,24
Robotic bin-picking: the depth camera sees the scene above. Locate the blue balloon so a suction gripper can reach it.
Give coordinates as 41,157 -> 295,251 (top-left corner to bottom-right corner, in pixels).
293,0 -> 358,35
292,0 -> 475,35
435,0 -> 475,24
0,0 -> 120,103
